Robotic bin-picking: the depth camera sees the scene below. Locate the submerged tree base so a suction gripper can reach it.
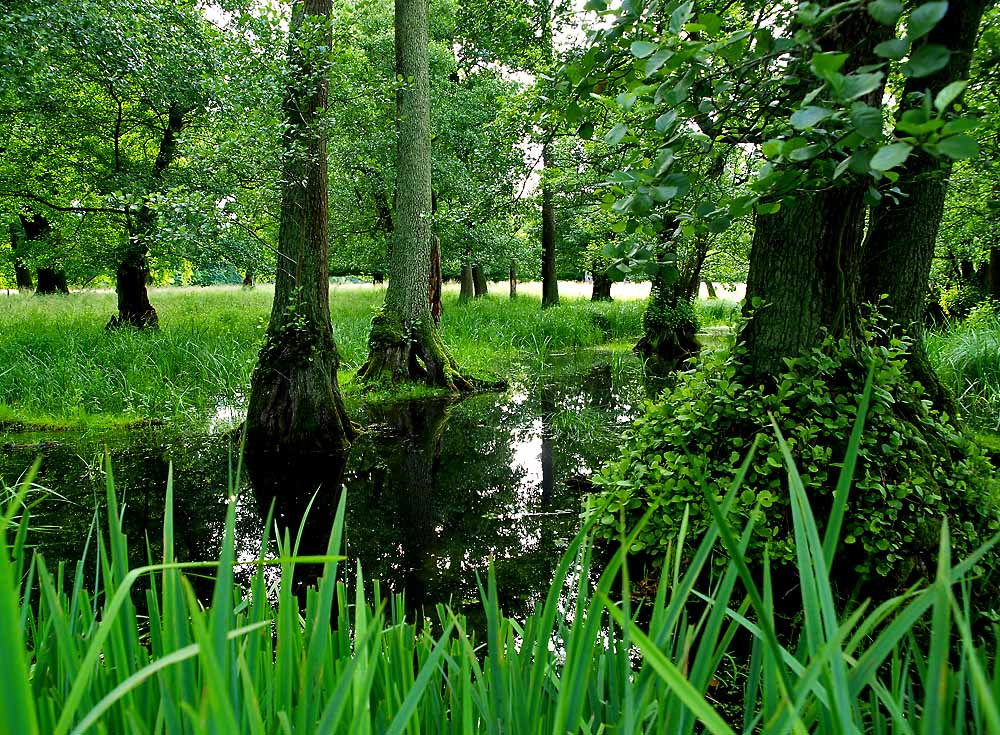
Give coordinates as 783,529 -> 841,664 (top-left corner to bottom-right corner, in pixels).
357,308 -> 476,392
245,325 -> 356,457
634,300 -> 700,373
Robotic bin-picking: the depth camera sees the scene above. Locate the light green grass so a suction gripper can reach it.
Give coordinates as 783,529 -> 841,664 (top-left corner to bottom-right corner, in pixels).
927,314 -> 1000,431
3,406 -> 999,733
0,286 -> 644,429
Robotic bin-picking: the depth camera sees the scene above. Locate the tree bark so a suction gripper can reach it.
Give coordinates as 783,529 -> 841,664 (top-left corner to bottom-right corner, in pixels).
244,0 -> 355,459
741,188 -> 867,378
472,263 -> 488,297
509,258 -> 517,298
861,0 -> 990,412
242,270 -> 255,288
357,0 -> 472,391
704,280 -> 717,299
541,142 -> 559,308
35,267 -> 68,294
591,270 -> 613,301
459,261 -> 474,301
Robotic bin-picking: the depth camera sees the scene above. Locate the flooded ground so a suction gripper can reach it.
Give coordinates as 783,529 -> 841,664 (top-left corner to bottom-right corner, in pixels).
1,350 -> 645,619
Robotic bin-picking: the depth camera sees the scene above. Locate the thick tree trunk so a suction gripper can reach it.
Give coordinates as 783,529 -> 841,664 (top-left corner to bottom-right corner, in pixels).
861,0 -> 989,413
591,271 -> 613,302
244,0 -> 355,459
17,213 -> 68,294
741,188 -> 867,378
472,264 -> 488,297
357,0 -> 472,391
509,259 -> 517,298
429,233 -> 442,323
459,261 -> 474,301
242,270 -> 255,288
704,280 -> 717,299
541,143 -> 559,308
8,223 -> 32,291
989,247 -> 1000,301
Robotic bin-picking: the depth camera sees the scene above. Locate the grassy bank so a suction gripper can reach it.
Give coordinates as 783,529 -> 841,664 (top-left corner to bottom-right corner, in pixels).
0,285 -> 644,429
927,313 -> 1000,431
3,423 -> 998,733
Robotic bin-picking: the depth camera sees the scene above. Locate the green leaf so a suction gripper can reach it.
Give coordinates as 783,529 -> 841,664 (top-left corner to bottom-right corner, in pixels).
629,40 -> 658,59
934,80 -> 968,112
904,44 -> 951,78
698,12 -> 723,36
850,102 -> 883,139
937,134 -> 978,160
869,142 -> 913,171
874,38 -> 909,59
790,106 -> 833,130
605,123 -> 628,145
650,185 -> 680,202
810,52 -> 849,81
789,144 -> 822,161
762,139 -> 782,158
907,1 -> 948,41
841,72 -> 884,100
655,110 -> 678,134
868,0 -> 903,25
756,201 -> 781,215
578,121 -> 594,140
644,49 -> 673,76
708,215 -> 732,234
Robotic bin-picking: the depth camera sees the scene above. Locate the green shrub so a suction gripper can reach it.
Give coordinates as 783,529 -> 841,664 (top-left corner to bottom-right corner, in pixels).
589,332 -> 1000,584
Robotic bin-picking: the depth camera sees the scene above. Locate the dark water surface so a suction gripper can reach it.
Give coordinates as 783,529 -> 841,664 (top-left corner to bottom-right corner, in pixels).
1,350 -> 643,618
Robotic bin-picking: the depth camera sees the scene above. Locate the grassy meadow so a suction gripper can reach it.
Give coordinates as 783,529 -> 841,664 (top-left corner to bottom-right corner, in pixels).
0,283 -> 645,429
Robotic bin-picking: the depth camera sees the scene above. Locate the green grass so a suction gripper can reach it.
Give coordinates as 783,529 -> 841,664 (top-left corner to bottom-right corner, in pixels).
0,285 -> 644,429
927,314 -> 1000,431
3,406 -> 1000,733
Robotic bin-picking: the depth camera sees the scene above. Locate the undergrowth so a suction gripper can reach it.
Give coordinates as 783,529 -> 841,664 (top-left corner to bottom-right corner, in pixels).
3,411 -> 1000,732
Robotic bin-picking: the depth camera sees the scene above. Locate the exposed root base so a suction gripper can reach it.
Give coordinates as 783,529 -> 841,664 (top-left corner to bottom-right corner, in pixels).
106,308 -> 159,330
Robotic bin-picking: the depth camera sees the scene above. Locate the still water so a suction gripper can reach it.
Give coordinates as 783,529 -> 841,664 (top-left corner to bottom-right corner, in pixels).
1,351 -> 643,618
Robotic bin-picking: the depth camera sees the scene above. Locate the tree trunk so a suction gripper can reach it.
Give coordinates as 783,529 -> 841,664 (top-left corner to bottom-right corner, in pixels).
591,270 -> 613,301
861,0 -> 990,412
108,105 -> 185,328
741,188 -> 867,379
242,270 -> 255,288
429,233 -> 442,323
541,143 -> 559,308
357,0 -> 472,391
635,232 -> 699,373
244,0 -> 355,460
35,267 -> 68,295
509,259 -> 517,298
472,264 -> 488,297
704,280 -> 717,299
459,260 -> 474,301
989,247 -> 1000,301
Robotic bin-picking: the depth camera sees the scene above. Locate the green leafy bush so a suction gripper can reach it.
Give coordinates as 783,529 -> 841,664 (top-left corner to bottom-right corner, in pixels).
590,332 -> 1000,583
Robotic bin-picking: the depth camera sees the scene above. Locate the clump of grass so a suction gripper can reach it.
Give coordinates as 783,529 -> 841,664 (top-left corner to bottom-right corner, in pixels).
694,298 -> 741,327
0,285 -> 644,428
3,407 -> 999,733
927,311 -> 1000,430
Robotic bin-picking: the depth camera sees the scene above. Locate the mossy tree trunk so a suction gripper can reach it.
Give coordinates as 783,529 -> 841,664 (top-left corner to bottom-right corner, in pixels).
357,0 -> 472,391
459,259 -> 474,301
861,0 -> 990,413
635,232 -> 699,372
429,233 -> 442,323
541,142 -> 559,308
244,0 -> 355,459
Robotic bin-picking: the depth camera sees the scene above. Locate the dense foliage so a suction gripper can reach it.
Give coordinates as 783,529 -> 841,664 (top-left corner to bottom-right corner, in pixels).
591,330 -> 1000,586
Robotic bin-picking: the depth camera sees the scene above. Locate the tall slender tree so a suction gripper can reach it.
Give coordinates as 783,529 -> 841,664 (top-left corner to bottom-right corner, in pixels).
244,0 -> 355,458
357,0 -> 473,390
